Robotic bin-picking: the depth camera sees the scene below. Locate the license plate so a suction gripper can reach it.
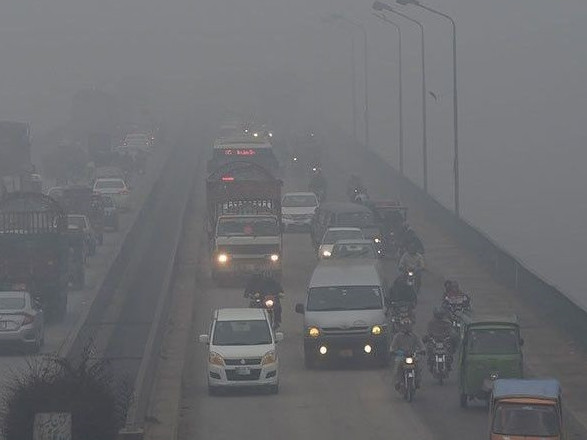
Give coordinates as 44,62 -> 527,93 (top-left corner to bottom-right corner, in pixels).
236,367 -> 251,375
339,349 -> 353,358
242,264 -> 258,272
407,371 -> 414,378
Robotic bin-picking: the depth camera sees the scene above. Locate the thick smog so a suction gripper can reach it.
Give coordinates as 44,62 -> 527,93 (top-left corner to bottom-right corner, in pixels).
0,1 -> 584,439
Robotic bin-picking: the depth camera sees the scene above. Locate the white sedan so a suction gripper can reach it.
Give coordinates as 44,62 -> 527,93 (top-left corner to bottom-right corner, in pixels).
93,178 -> 131,211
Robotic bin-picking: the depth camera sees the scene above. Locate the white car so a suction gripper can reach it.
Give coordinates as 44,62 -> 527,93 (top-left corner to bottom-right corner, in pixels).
93,178 -> 131,211
0,290 -> 45,353
115,133 -> 152,156
318,227 -> 364,259
281,192 -> 318,231
199,308 -> 283,395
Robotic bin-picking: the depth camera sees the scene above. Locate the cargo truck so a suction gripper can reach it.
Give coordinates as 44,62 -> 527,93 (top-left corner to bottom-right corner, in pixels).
206,161 -> 283,282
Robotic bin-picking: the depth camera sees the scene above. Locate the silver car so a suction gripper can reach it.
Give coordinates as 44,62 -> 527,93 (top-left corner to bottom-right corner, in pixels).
0,291 -> 45,353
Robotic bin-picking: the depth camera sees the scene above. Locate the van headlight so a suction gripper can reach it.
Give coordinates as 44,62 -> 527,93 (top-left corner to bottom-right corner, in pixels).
371,325 -> 383,335
209,352 -> 225,366
270,254 -> 279,262
308,327 -> 320,338
217,253 -> 229,264
405,357 -> 414,365
374,237 -> 381,243
322,250 -> 331,258
261,350 -> 277,365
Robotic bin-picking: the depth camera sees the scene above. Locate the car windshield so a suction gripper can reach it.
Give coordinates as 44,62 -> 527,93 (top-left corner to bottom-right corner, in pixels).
282,195 -> 317,208
307,286 -> 383,311
466,329 -> 519,354
217,217 -> 279,236
212,320 -> 272,345
337,212 -> 374,228
95,180 -> 124,189
493,403 -> 559,436
68,216 -> 86,228
0,296 -> 25,310
323,230 -> 363,244
331,243 -> 376,259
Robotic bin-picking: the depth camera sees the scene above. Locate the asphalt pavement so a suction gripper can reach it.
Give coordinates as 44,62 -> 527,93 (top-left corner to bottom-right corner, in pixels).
176,161 -> 488,440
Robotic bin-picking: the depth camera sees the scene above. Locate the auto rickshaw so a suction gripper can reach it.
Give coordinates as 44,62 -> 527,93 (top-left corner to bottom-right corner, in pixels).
489,379 -> 563,439
459,314 -> 524,408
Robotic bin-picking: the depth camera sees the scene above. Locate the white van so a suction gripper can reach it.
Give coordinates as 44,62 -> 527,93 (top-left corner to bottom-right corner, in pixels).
295,261 -> 390,368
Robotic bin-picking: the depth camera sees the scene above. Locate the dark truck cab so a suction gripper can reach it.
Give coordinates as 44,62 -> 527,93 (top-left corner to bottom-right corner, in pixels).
0,192 -> 69,320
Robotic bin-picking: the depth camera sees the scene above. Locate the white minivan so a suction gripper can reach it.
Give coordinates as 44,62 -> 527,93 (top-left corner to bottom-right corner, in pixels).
199,308 -> 283,395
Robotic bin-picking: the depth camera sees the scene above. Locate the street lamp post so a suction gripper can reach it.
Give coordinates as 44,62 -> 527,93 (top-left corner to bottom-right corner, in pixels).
372,13 -> 404,175
373,1 -> 428,192
397,0 -> 459,216
329,14 -> 370,150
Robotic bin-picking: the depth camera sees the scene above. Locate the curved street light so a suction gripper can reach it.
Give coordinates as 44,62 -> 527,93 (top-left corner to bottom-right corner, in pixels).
373,1 -> 428,192
372,12 -> 404,175
396,0 -> 460,216
328,14 -> 370,150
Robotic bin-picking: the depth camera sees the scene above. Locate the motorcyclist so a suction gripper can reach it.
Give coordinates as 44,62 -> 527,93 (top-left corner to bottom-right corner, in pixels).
398,244 -> 425,292
308,167 -> 327,201
400,227 -> 425,255
244,273 -> 284,327
387,273 -> 418,310
424,307 -> 458,371
390,320 -> 425,390
441,280 -> 471,314
346,174 -> 366,200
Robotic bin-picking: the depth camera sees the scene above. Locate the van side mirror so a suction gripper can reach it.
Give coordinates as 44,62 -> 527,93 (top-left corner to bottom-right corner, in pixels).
275,332 -> 284,342
295,303 -> 305,314
198,334 -> 210,344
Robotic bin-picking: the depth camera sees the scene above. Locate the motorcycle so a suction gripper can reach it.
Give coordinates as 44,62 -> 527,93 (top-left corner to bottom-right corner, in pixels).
396,351 -> 420,402
442,295 -> 471,332
388,302 -> 415,333
402,267 -> 422,295
427,337 -> 451,385
250,292 -> 279,329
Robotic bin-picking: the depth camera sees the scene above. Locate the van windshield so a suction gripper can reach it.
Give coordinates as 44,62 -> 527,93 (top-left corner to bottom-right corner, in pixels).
466,329 -> 519,354
337,212 -> 374,228
307,286 -> 382,311
213,320 -> 272,346
493,403 -> 559,436
323,229 -> 363,244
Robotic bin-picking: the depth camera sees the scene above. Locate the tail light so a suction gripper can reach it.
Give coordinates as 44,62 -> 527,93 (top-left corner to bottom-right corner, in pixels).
21,314 -> 34,325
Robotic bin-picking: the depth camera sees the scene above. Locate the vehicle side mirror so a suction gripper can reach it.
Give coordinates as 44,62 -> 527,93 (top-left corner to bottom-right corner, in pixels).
275,332 -> 284,342
295,303 -> 304,314
198,334 -> 210,344
519,338 -> 524,346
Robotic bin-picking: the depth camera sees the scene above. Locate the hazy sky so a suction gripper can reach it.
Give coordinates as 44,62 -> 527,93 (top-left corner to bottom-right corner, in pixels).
3,0 -> 587,301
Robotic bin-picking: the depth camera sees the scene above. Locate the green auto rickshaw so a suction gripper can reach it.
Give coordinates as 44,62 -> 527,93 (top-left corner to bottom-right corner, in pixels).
458,314 -> 524,408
